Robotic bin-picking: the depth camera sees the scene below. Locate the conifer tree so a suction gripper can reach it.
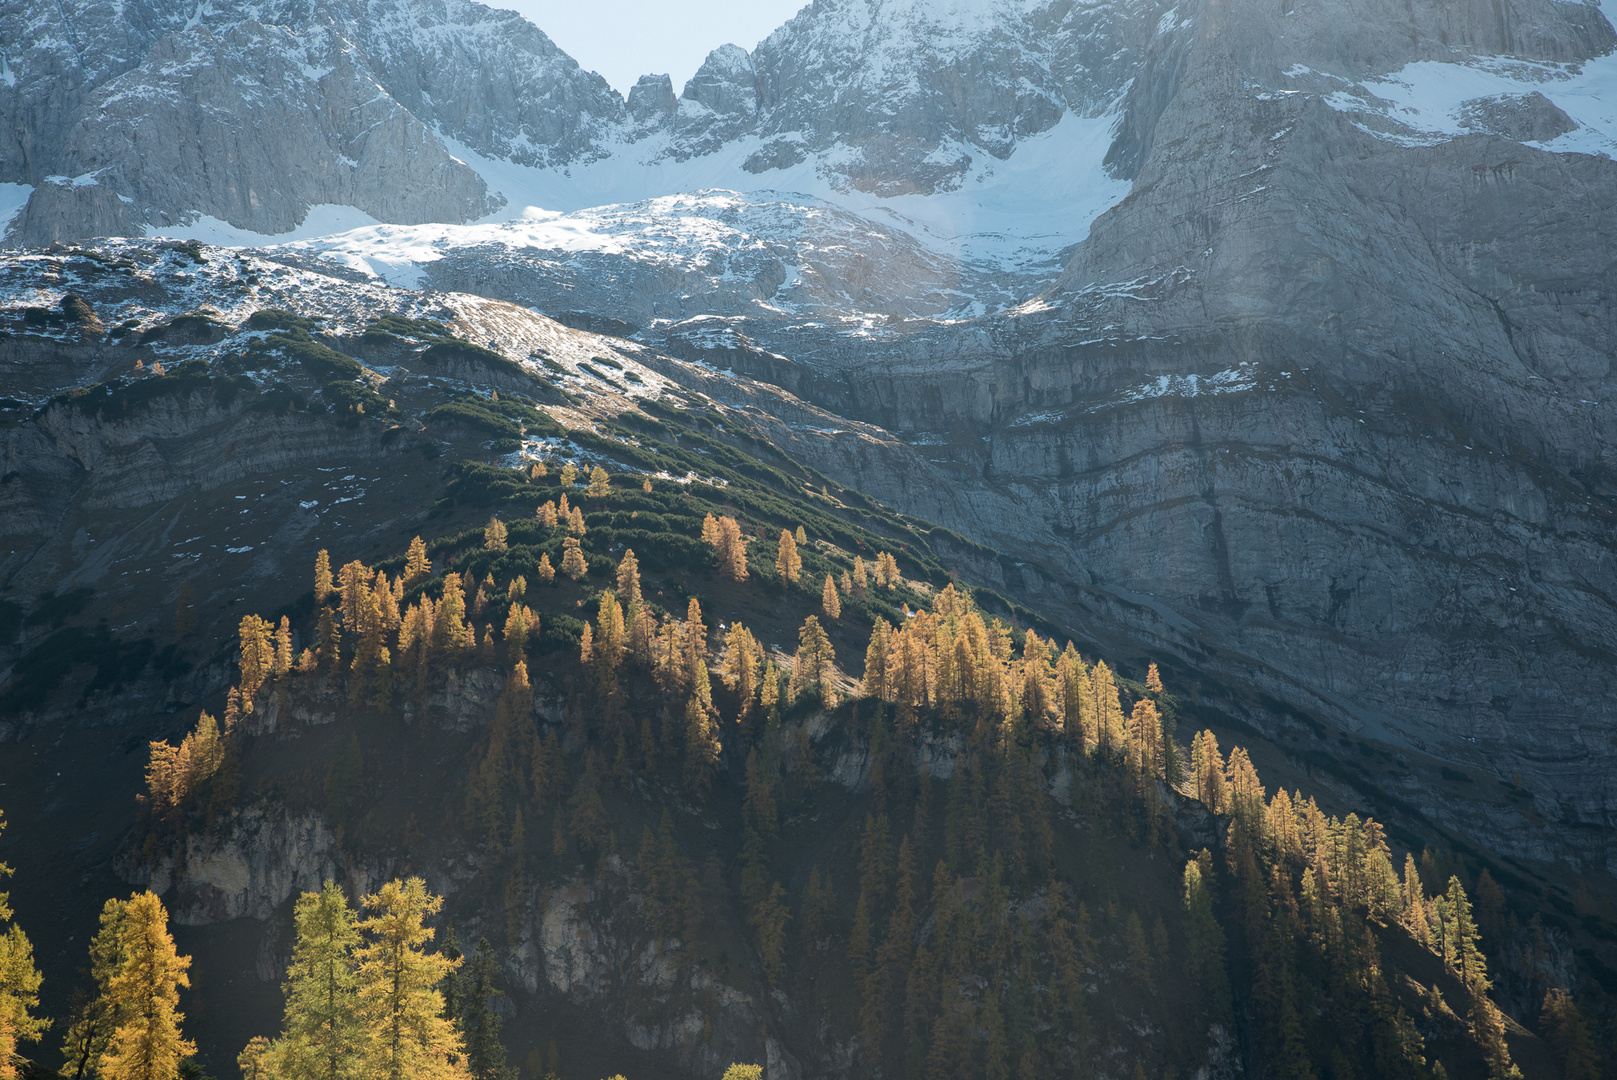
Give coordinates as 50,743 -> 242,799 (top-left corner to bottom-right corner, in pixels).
862,619 -> 891,700
265,882 -> 365,1080
404,538 -> 430,585
536,554 -> 555,584
62,898 -> 132,1080
1146,662 -> 1164,693
355,879 -> 465,1080
1183,852 -> 1231,1020
529,461 -> 547,480
238,1037 -> 270,1080
565,756 -> 609,852
701,514 -> 720,549
536,502 -> 558,530
587,466 -> 610,497
317,606 -> 341,674
789,616 -> 835,704
459,940 -> 514,1080
775,530 -> 801,586
559,462 -> 577,488
852,556 -> 869,593
275,616 -> 294,677
1541,989 -> 1600,1080
99,892 -> 195,1080
567,507 -> 586,536
615,550 -> 642,612
315,550 -> 334,605
751,884 -> 791,985
483,518 -> 508,553
502,606 -> 532,666
560,539 -> 588,581
338,561 -> 371,634
0,813 -> 42,1080
715,517 -> 748,581
431,575 -> 470,659
821,575 -> 840,620
722,624 -> 763,727
683,696 -> 721,796
238,614 -> 275,710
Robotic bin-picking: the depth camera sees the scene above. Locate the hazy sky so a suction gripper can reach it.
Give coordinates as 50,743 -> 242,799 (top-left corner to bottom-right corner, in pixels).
509,0 -> 809,96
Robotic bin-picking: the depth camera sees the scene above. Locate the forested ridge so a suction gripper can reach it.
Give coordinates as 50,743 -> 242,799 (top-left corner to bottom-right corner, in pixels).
3,390 -> 1613,1080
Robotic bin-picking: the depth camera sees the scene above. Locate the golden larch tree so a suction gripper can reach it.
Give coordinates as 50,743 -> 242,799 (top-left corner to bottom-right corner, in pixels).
403,538 -> 430,586
821,575 -> 841,620
560,538 -> 588,581
356,879 -> 466,1080
616,550 -> 642,611
775,530 -> 801,586
238,615 -> 275,709
314,549 -> 334,604
0,811 -> 44,1080
99,893 -> 195,1080
483,518 -> 508,553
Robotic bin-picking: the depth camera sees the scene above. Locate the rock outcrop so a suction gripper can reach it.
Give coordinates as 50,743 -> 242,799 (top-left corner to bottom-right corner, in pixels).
127,805 -> 340,925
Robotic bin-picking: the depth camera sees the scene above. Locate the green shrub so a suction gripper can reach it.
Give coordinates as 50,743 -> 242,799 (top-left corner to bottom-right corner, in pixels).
247,308 -> 320,332
420,340 -> 527,381
424,402 -> 520,439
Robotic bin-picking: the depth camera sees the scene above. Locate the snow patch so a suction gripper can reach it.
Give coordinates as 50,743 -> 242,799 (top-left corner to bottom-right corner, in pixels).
1312,50 -> 1617,158
147,204 -> 386,247
0,184 -> 33,239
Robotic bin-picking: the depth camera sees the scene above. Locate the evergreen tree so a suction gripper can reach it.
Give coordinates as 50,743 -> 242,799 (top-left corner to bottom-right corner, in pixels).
265,882 -> 366,1080
1541,989 -> 1601,1080
355,879 -> 466,1080
99,892 -> 195,1080
460,941 -> 515,1080
1183,852 -> 1231,1021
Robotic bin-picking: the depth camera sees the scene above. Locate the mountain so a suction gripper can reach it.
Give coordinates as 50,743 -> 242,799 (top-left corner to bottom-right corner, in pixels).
0,239 -> 1603,1080
215,0 -> 1617,877
4,0 -> 1617,1074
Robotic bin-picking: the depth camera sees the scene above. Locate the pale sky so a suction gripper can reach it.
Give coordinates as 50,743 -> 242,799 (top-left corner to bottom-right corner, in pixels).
508,0 -> 810,96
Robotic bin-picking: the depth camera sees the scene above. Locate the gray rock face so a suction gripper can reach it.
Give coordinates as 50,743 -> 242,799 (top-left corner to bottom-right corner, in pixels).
627,74 -> 678,127
0,0 -> 621,241
797,0 -> 1617,841
12,17 -> 500,245
1458,92 -> 1578,141
662,0 -> 1175,190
